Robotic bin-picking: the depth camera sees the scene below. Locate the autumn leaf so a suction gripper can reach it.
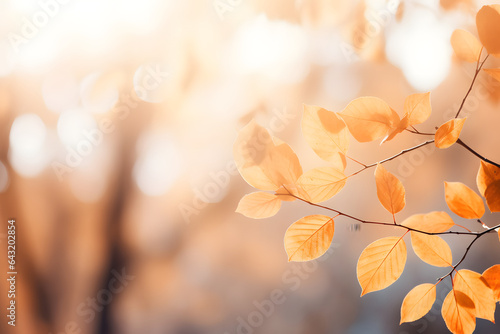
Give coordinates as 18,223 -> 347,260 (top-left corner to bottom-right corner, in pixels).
234,121 -> 276,190
401,211 -> 455,233
451,29 -> 482,63
476,5 -> 500,55
375,164 -> 406,214
400,283 -> 436,324
284,215 -> 334,262
382,113 -> 409,143
444,182 -> 485,219
382,92 -> 431,143
302,105 -> 349,167
267,140 -> 304,187
297,167 -> 347,203
442,289 -> 476,334
233,121 -> 302,191
339,97 -> 400,142
454,269 -> 496,322
236,192 -> 282,219
410,232 -> 453,267
435,118 -> 466,149
483,68 -> 500,82
482,265 -> 500,302
484,180 -> 500,212
404,92 -> 432,125
476,160 -> 500,197
357,236 -> 407,296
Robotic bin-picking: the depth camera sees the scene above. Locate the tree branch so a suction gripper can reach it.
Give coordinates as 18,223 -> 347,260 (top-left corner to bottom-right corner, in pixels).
455,53 -> 489,118
348,140 -> 435,177
282,187 -> 500,237
456,139 -> 500,169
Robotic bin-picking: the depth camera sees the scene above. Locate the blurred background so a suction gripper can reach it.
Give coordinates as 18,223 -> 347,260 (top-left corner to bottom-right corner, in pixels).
0,0 -> 500,333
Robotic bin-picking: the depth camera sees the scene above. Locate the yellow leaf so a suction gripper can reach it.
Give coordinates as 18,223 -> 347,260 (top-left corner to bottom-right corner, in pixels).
357,236 -> 407,296
401,211 -> 455,233
476,5 -> 500,55
284,215 -> 334,262
451,29 -> 482,63
400,283 -> 436,324
484,180 -> 500,212
302,105 -> 349,166
339,97 -> 400,142
441,289 -> 476,334
375,164 -> 406,214
233,121 -> 302,191
454,269 -> 496,322
404,92 -> 432,125
410,232 -> 452,267
435,118 -> 466,149
444,182 -> 485,219
482,265 -> 500,302
476,160 -> 500,197
483,68 -> 500,82
297,167 -> 347,203
236,192 -> 282,219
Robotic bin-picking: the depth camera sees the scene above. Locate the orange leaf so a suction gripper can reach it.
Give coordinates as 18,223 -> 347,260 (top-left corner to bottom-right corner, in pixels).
454,269 -> 496,322
482,265 -> 500,302
357,236 -> 407,296
339,97 -> 400,142
483,68 -> 500,82
476,160 -> 500,197
284,215 -> 334,262
400,283 -> 436,324
435,118 -> 466,149
233,121 -> 302,191
484,180 -> 500,212
236,192 -> 282,219
297,167 -> 347,203
382,113 -> 409,143
444,182 -> 485,219
302,105 -> 349,166
375,164 -> 406,214
410,232 -> 453,267
451,29 -> 482,63
441,289 -> 476,334
404,92 -> 432,125
476,5 -> 500,55
401,211 -> 455,233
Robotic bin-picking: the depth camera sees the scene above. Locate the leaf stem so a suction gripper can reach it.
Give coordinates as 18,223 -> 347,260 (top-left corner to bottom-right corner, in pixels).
346,155 -> 367,168
454,223 -> 471,233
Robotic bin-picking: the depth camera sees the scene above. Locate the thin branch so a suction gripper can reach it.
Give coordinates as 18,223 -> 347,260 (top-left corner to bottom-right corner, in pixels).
438,234 -> 481,281
455,53 -> 490,118
405,129 -> 435,136
456,139 -> 500,168
348,140 -> 435,177
282,187 -> 500,237
346,155 -> 367,168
